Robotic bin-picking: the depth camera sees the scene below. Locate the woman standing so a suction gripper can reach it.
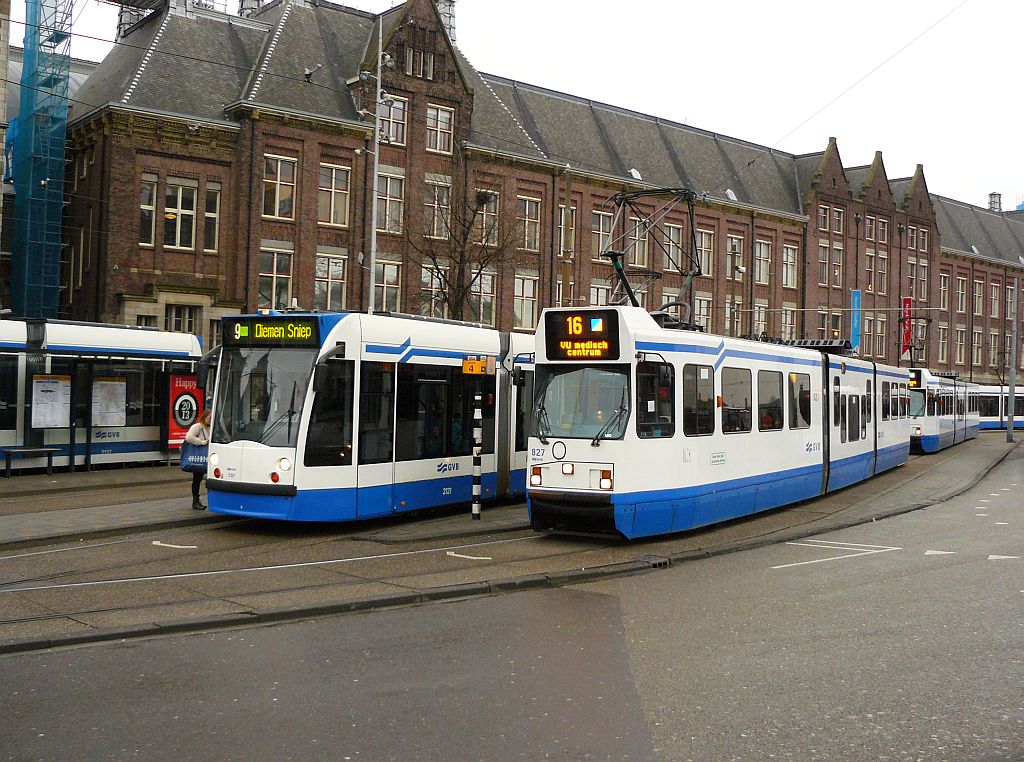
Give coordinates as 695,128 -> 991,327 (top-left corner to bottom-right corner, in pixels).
185,409 -> 211,510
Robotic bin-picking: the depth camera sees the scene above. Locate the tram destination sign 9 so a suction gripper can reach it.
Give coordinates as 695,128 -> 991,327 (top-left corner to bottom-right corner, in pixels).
223,316 -> 320,348
545,309 -> 620,361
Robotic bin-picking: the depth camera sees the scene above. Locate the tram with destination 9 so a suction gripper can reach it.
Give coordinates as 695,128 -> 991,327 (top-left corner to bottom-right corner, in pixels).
202,310 -> 534,521
526,305 -> 911,540
907,368 -> 980,453
975,384 -> 1024,430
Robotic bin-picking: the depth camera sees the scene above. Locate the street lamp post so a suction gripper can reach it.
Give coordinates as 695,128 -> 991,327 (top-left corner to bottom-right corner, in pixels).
1009,269 -> 1020,443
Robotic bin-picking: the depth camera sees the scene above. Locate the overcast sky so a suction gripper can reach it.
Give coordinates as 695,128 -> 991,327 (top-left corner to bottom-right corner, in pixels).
12,0 -> 1022,210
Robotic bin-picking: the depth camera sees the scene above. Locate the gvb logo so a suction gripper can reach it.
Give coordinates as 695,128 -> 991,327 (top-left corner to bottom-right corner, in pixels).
437,462 -> 460,474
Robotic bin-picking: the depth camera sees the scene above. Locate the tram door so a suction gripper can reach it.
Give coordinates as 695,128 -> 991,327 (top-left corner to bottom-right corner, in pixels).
356,361 -> 397,518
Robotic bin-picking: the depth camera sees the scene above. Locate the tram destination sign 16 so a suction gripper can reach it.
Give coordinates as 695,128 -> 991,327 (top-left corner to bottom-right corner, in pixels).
545,309 -> 620,360
223,316 -> 320,348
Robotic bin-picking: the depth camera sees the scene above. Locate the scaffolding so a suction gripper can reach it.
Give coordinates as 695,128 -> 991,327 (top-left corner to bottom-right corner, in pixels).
7,0 -> 73,317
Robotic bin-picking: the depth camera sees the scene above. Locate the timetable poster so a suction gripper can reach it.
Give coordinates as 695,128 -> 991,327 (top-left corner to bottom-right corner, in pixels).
32,374 -> 72,429
91,377 -> 127,427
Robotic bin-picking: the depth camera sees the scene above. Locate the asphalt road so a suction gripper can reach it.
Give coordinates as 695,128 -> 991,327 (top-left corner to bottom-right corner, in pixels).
1,449 -> 1019,760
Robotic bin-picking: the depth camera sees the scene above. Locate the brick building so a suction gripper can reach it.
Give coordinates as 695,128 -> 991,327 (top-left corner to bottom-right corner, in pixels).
59,0 -> 1024,383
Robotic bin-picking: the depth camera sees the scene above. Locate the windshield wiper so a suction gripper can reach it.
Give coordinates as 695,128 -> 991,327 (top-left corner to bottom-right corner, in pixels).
591,388 -> 628,447
535,401 -> 551,444
259,382 -> 298,444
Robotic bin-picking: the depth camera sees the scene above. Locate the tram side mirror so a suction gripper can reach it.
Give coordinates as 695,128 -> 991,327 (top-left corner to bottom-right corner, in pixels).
513,366 -> 526,387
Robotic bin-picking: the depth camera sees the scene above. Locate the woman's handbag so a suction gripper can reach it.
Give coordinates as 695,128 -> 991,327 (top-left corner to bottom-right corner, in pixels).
179,441 -> 209,473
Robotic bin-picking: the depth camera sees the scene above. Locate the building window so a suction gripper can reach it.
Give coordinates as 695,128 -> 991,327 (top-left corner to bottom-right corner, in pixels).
817,309 -> 828,340
424,182 -> 451,239
590,281 -> 612,306
817,205 -> 829,231
164,304 -> 199,334
916,259 -> 927,301
817,243 -> 828,286
990,331 -> 1000,368
696,229 -> 713,276
554,280 -> 575,308
877,219 -> 889,244
1008,285 -> 1015,322
475,190 -> 499,246
876,250 -> 887,295
872,315 -> 886,359
726,298 -> 743,337
991,283 -> 1000,318
379,97 -> 407,145
318,164 -> 350,227
314,254 -> 346,311
136,315 -> 157,328
262,155 -> 296,219
420,264 -> 448,318
513,273 -> 538,329
469,270 -> 496,325
204,184 -> 220,252
376,174 -> 405,234
907,226 -> 917,249
831,244 -> 843,288
919,229 -> 928,251
972,328 -> 983,365
915,323 -> 927,363
627,218 -> 649,268
754,240 -> 771,285
163,182 -> 196,250
973,280 -> 984,316
426,105 -> 454,153
939,274 -> 949,311
258,250 -> 292,310
517,196 -> 541,251
139,179 -> 156,245
375,261 -> 402,312
956,277 -> 967,313
405,48 -> 434,80
781,307 -> 796,341
558,206 -> 576,256
938,324 -> 948,364
862,315 -> 874,357
907,258 -> 917,299
782,244 -> 797,289
865,249 -> 875,293
833,208 -> 844,234
865,216 -> 875,241
694,295 -> 712,332
955,326 -> 966,365
727,236 -> 744,280
591,211 -> 613,260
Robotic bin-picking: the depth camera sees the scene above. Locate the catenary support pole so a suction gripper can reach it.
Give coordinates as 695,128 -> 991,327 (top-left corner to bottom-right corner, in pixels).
472,391 -> 482,519
1008,275 -> 1018,443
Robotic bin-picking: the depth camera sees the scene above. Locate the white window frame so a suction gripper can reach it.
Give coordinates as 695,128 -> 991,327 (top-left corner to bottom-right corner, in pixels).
939,273 -> 949,311
558,205 -> 576,257
989,331 -> 1000,368
694,294 -> 712,332
258,249 -> 293,310
424,181 -> 451,239
374,260 -> 403,312
782,244 -> 797,289
696,229 -> 713,276
956,277 -> 967,313
865,216 -> 875,241
204,184 -> 221,253
938,323 -> 948,364
664,224 -> 683,272
318,163 -> 351,228
314,254 -> 347,311
972,327 -> 983,366
469,270 -> 496,326
876,315 -> 887,359
831,243 -> 843,288
781,306 -> 796,341
955,326 -> 966,365
591,211 -> 613,261
513,273 -> 539,329
755,240 -> 771,285
727,236 -> 744,281
140,178 -> 156,246
420,263 -> 449,318
377,174 -> 405,234
862,315 -> 874,357
379,96 -> 408,146
876,250 -> 888,295
817,205 -> 829,231
476,190 -> 499,247
991,282 -> 1000,318
163,182 -> 196,250
627,217 -> 649,268
426,105 -> 454,154
878,218 -> 889,244
165,304 -> 199,334
973,279 -> 984,316
517,196 -> 541,252
864,249 -> 875,293
262,154 -> 296,220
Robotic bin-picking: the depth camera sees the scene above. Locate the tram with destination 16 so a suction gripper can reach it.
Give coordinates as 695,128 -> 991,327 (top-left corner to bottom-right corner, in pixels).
526,305 -> 911,540
203,310 -> 534,521
975,384 -> 1024,430
907,369 -> 979,453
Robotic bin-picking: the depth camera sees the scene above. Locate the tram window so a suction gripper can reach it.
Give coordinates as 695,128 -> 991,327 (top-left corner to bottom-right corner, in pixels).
0,356 -> 18,430
757,371 -> 783,431
890,384 -> 899,419
636,362 -> 675,438
909,388 -> 926,418
833,378 -> 841,425
848,395 -> 860,442
305,360 -> 355,467
682,364 -> 715,436
514,370 -> 535,452
358,362 -> 394,464
839,393 -> 847,442
1015,396 -> 1024,417
788,372 -> 811,430
120,362 -> 162,427
450,368 -> 496,457
927,391 -> 936,416
860,394 -> 868,439
881,381 -> 890,420
721,367 -> 752,434
865,380 -> 872,424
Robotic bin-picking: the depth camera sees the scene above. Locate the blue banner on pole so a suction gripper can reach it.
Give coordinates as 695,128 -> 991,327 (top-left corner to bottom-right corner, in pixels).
850,290 -> 862,351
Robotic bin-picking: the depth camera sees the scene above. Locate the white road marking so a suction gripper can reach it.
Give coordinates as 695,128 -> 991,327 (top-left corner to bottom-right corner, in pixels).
979,499 -> 990,502
994,522 -> 1009,525
1001,488 -> 1011,491
924,550 -> 956,555
446,551 -> 492,561
152,541 -> 198,549
0,535 -> 537,593
989,493 -> 1000,497
989,555 -> 1020,560
774,540 -> 901,570
976,513 -> 989,516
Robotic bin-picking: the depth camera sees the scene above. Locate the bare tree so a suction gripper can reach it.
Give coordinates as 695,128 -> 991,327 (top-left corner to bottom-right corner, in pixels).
406,147 -> 522,323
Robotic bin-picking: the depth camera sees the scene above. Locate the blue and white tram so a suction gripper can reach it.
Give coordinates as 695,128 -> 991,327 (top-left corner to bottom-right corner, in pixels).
0,318 -> 202,471
907,369 -> 979,453
526,306 -> 911,540
976,384 -> 1024,430
204,311 -> 535,521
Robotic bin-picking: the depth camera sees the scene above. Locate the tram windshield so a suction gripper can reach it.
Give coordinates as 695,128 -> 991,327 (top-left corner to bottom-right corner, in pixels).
212,347 -> 317,447
909,389 -> 927,417
534,365 -> 629,442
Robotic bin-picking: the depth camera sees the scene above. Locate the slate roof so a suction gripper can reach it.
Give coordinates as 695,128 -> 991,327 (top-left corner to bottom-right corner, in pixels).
932,194 -> 1024,264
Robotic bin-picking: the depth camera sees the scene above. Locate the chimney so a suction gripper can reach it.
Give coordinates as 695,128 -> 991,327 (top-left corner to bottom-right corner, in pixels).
436,0 -> 455,42
989,192 -> 1002,213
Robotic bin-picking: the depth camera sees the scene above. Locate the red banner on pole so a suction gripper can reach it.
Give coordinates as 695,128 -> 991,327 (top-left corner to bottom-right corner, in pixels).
901,296 -> 913,360
168,375 -> 203,449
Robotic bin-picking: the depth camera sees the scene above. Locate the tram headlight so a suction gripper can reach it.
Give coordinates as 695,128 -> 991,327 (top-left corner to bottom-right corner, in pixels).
209,452 -> 219,468
913,426 -> 922,436
530,466 -> 542,486
561,463 -> 574,475
278,457 -> 293,472
599,469 -> 613,490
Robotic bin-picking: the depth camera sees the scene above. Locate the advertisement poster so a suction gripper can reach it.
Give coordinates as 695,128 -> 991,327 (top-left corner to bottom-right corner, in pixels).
32,375 -> 72,429
168,374 -> 203,449
91,377 -> 127,427
849,290 -> 862,351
